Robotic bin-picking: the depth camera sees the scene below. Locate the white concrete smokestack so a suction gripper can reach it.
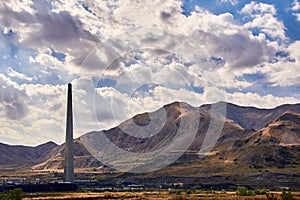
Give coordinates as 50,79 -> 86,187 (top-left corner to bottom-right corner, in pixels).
64,83 -> 74,183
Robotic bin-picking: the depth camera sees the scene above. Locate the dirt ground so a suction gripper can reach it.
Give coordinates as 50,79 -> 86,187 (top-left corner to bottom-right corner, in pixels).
21,191 -> 300,200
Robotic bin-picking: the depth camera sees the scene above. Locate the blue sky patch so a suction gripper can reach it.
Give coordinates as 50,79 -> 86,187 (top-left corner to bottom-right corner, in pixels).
51,50 -> 66,62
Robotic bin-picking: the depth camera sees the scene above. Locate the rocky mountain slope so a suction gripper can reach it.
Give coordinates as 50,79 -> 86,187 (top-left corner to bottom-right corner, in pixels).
201,101 -> 300,130
34,101 -> 300,174
1,101 -> 300,176
232,111 -> 300,170
0,141 -> 57,167
151,109 -> 300,178
32,138 -> 101,170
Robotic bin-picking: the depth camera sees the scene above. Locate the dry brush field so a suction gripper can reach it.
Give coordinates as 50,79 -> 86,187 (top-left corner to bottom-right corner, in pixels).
20,191 -> 300,200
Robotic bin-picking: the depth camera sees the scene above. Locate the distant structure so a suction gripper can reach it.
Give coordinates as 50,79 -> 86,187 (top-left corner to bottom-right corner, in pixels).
64,83 -> 74,183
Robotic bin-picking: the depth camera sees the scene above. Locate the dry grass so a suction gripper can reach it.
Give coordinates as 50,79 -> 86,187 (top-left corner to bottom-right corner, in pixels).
20,191 -> 300,200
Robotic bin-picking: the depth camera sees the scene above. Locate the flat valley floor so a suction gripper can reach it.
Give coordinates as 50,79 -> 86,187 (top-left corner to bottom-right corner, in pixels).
19,191 -> 300,200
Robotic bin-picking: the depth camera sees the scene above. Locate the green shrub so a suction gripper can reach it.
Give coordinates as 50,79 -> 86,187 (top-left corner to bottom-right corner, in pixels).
169,190 -> 182,195
11,188 -> 23,200
281,190 -> 293,200
0,188 -> 23,200
185,190 -> 193,194
254,189 -> 267,195
236,187 -> 255,196
0,193 -> 4,200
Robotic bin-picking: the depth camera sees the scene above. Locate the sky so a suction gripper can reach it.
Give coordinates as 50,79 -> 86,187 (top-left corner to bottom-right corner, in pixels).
0,0 -> 300,146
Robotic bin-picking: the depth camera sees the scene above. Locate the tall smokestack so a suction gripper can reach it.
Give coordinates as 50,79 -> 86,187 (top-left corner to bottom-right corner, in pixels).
64,83 -> 74,183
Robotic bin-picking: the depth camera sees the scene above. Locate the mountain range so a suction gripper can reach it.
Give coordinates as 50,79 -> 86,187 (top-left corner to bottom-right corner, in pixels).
0,141 -> 57,168
0,101 -> 299,184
